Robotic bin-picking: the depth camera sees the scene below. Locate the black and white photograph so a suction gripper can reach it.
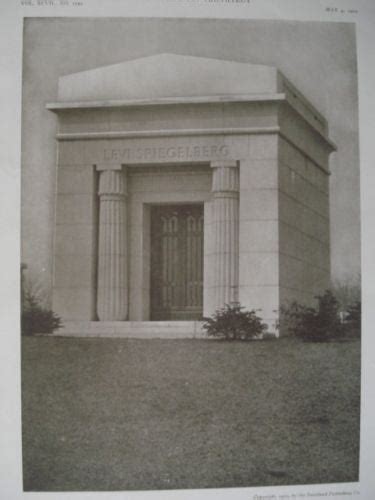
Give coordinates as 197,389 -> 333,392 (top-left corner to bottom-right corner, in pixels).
2,2 -> 375,498
19,16 -> 361,493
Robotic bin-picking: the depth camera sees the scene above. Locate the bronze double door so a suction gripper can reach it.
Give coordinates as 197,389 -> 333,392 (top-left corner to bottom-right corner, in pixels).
150,204 -> 204,320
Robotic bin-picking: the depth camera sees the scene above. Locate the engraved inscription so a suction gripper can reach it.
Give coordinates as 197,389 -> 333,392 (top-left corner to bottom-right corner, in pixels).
103,144 -> 229,162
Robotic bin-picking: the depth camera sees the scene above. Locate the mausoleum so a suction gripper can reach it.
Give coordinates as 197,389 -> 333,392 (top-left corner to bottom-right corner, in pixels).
47,53 -> 335,337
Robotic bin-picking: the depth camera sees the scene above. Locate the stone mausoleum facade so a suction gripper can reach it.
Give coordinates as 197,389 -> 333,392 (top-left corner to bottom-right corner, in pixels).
47,54 -> 335,337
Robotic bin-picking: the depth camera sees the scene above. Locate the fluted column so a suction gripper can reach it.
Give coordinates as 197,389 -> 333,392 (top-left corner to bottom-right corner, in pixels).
211,160 -> 239,309
96,166 -> 128,321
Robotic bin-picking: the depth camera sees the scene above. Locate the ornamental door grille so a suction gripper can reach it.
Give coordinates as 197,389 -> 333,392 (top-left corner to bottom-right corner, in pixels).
150,204 -> 204,320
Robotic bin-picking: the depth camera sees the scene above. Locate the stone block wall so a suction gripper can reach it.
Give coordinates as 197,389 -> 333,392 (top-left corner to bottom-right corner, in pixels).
53,165 -> 99,320
239,135 -> 280,330
278,137 -> 331,315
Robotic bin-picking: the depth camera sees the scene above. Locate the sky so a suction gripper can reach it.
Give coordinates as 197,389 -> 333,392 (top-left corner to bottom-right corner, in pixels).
21,17 -> 360,297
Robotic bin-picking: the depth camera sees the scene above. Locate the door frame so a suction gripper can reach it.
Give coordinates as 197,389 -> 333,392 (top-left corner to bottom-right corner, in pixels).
126,164 -> 213,322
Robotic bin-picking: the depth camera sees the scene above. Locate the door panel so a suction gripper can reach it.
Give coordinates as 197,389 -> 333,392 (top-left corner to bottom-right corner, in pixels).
151,204 -> 204,320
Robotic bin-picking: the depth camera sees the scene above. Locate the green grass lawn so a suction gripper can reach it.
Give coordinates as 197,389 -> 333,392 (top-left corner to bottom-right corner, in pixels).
22,337 -> 360,491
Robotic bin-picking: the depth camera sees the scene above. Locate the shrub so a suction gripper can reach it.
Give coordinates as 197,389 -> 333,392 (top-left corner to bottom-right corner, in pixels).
21,264 -> 62,336
202,303 -> 267,340
22,291 -> 63,336
331,277 -> 361,312
279,301 -> 311,337
342,300 -> 361,338
280,290 -> 342,342
346,300 -> 361,325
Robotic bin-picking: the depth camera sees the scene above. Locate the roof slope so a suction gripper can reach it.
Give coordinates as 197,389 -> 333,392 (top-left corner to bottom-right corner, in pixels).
58,53 -> 280,102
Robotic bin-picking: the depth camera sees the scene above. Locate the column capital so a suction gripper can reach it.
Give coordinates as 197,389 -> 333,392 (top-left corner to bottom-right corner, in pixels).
210,160 -> 238,169
96,164 -> 123,171
98,169 -> 127,198
211,162 -> 239,194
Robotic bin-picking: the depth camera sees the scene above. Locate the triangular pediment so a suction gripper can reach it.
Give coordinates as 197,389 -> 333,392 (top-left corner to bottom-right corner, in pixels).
58,53 -> 280,102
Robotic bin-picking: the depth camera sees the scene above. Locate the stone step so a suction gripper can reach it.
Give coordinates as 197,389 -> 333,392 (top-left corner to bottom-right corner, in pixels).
54,321 -> 206,339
